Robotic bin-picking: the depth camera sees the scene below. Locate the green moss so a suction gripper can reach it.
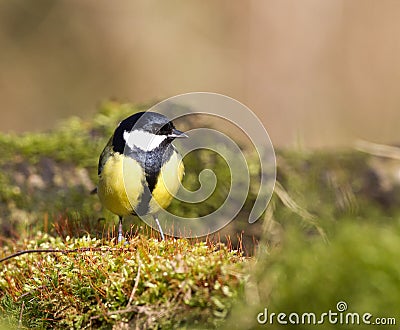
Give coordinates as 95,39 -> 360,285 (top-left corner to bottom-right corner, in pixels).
227,220 -> 400,329
0,232 -> 245,329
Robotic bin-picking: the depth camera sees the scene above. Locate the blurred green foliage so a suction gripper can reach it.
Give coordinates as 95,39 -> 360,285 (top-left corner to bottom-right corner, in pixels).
227,141 -> 400,329
227,220 -> 400,329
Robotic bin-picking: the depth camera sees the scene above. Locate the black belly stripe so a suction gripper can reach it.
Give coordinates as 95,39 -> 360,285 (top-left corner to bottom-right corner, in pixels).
128,142 -> 174,216
135,182 -> 152,216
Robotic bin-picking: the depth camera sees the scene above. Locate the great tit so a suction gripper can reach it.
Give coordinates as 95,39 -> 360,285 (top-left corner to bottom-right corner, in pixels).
97,111 -> 187,242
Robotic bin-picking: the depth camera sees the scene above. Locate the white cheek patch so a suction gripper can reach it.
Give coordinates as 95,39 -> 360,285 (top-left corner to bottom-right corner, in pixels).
123,130 -> 167,152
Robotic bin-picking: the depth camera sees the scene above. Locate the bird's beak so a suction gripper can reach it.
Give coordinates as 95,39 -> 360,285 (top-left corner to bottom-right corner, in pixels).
168,129 -> 188,138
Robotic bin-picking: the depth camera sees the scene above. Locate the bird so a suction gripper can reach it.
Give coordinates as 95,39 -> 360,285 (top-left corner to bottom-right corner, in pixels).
96,111 -> 187,242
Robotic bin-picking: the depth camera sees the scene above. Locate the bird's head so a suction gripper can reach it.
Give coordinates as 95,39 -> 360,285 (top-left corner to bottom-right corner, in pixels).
112,111 -> 187,153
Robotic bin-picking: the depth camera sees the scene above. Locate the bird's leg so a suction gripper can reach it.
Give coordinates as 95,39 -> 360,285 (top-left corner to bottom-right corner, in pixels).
118,216 -> 124,243
153,215 -> 165,241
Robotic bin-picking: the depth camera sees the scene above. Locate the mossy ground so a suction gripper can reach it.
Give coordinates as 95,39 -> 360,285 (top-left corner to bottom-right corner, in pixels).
1,101 -> 400,329
0,232 -> 245,329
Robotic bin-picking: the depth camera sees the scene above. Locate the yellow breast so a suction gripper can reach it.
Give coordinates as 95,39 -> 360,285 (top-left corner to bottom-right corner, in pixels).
148,151 -> 185,214
97,153 -> 144,216
97,151 -> 184,216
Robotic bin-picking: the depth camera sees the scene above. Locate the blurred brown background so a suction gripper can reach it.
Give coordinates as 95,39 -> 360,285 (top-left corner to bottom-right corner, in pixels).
0,0 -> 399,147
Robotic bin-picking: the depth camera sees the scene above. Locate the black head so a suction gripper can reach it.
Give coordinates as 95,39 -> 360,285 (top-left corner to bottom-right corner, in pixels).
112,111 -> 187,153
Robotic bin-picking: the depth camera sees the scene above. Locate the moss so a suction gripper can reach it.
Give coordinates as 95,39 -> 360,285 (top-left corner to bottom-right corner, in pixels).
227,220 -> 400,329
0,232 -> 245,329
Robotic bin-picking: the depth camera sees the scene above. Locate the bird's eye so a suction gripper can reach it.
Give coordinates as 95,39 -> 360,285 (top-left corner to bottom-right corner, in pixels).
158,123 -> 172,135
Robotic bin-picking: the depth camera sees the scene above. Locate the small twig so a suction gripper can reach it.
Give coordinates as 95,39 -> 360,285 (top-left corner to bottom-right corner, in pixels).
127,256 -> 142,307
0,247 -> 121,264
355,140 -> 400,160
18,285 -> 47,300
274,181 -> 328,242
18,301 -> 25,329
